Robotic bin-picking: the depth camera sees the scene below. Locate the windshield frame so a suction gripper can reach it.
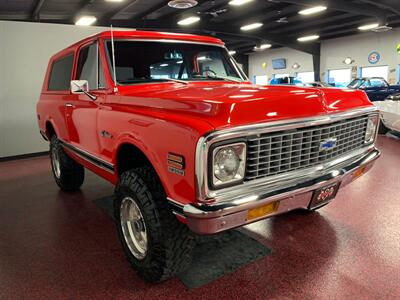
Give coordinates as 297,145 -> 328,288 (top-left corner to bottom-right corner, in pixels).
103,38 -> 248,85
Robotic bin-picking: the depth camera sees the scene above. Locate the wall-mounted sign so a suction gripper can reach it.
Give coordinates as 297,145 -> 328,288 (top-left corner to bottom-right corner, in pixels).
368,51 -> 380,64
351,66 -> 358,79
397,43 -> 400,54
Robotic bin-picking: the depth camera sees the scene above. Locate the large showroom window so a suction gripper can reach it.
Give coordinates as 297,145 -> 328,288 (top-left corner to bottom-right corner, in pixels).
254,75 -> 269,85
327,68 -> 351,87
296,71 -> 314,83
360,65 -> 389,81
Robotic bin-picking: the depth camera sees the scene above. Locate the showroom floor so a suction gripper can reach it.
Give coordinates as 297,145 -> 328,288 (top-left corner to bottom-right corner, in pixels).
0,136 -> 399,299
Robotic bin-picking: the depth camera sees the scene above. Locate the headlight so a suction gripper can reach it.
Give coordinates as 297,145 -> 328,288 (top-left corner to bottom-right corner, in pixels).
212,142 -> 246,187
365,115 -> 379,143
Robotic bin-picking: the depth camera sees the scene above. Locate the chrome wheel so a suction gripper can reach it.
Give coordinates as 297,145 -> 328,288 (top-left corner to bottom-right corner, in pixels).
51,147 -> 61,179
120,197 -> 148,260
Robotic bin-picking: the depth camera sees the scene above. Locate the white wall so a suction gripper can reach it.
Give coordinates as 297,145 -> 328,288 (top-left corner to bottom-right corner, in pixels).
249,48 -> 313,82
249,27 -> 400,85
321,28 -> 400,84
0,21 -> 121,158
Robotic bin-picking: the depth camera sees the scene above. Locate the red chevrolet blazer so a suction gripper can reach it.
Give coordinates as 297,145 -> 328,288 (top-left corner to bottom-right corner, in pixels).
36,30 -> 380,282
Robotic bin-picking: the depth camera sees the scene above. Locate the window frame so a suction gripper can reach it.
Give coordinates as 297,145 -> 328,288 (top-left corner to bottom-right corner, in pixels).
46,52 -> 75,92
75,40 -> 106,91
103,38 -> 247,85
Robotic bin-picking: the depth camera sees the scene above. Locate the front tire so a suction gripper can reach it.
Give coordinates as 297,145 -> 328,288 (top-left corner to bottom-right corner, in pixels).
114,166 -> 195,283
50,136 -> 84,191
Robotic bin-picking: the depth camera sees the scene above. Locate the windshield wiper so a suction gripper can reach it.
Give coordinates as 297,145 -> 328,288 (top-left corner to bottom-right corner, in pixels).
205,75 -> 242,83
159,78 -> 189,85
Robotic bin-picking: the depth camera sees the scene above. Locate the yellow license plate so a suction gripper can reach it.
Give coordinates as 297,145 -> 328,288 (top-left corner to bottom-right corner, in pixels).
247,201 -> 279,221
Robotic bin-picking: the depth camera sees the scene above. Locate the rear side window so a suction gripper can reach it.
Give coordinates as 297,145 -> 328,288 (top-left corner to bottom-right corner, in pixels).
48,54 -> 74,91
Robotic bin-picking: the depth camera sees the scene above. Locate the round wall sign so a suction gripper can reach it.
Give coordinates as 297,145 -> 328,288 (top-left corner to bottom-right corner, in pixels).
368,51 -> 380,64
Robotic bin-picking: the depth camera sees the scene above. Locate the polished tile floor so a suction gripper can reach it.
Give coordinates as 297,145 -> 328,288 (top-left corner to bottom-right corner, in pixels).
0,136 -> 399,299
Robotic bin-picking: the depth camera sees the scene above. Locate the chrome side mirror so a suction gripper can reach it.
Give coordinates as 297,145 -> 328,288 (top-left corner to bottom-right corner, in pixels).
70,80 -> 96,100
71,80 -> 89,94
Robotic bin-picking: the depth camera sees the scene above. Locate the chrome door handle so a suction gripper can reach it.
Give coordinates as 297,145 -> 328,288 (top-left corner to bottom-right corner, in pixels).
64,103 -> 74,108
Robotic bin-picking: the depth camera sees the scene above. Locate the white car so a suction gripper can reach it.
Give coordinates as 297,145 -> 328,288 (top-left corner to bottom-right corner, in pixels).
375,93 -> 400,133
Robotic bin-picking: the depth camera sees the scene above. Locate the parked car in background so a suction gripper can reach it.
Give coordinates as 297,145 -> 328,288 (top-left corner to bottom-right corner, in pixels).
374,93 -> 400,133
304,82 -> 333,88
347,77 -> 400,101
269,76 -> 303,85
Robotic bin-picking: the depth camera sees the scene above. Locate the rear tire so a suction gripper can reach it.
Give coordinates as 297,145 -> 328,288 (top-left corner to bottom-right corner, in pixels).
50,136 -> 84,191
114,166 -> 195,283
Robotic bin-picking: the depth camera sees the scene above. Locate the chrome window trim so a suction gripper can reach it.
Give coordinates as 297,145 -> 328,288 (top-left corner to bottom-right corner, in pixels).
195,106 -> 379,202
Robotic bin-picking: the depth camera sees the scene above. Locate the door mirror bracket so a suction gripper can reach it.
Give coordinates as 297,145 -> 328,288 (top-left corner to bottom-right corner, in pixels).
70,80 -> 97,100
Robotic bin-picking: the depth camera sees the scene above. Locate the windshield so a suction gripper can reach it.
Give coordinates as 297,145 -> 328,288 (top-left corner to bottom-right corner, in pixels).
105,41 -> 246,85
348,79 -> 365,88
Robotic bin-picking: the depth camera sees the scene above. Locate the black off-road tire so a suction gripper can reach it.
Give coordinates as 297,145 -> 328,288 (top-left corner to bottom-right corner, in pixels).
114,166 -> 195,283
378,121 -> 389,134
50,136 -> 84,191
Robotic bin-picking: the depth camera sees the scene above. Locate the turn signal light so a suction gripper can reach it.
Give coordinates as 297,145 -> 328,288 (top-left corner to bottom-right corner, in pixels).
247,201 -> 279,221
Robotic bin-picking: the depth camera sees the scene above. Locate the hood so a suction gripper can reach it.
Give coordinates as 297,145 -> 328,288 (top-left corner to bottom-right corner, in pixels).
115,82 -> 373,129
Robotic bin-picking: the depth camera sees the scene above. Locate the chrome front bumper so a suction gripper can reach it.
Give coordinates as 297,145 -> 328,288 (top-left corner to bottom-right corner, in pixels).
172,148 -> 380,235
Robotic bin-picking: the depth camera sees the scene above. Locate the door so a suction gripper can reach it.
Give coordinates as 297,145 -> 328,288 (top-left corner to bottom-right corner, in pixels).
65,41 -> 107,156
369,78 -> 390,100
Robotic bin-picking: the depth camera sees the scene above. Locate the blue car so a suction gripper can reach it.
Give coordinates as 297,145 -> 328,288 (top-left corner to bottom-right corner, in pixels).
269,76 -> 303,85
347,77 -> 400,101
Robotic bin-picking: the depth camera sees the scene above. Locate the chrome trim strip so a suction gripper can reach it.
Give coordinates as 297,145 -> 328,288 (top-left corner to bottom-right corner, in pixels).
196,106 -> 379,202
59,139 -> 114,174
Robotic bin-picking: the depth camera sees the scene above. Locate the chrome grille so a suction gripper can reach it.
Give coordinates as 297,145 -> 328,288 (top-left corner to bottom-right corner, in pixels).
245,115 -> 369,181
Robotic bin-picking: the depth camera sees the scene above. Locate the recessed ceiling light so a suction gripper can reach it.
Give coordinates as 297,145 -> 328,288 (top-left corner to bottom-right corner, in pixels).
168,0 -> 198,9
240,22 -> 263,31
177,16 -> 200,25
254,43 -> 272,51
160,63 -> 169,67
297,35 -> 319,42
229,0 -> 254,6
358,23 -> 379,31
298,6 -> 327,15
75,16 -> 96,26
228,50 -> 237,55
105,0 -> 124,2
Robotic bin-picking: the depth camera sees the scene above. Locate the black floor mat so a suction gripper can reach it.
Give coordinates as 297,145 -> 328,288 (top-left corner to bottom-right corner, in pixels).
93,196 -> 272,289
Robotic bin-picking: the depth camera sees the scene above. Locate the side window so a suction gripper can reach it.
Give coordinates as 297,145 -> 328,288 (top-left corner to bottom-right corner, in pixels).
48,54 -> 74,91
76,42 -> 105,90
370,78 -> 387,88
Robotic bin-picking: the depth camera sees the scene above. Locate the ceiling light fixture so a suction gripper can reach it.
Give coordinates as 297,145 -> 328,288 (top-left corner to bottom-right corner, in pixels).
343,57 -> 354,65
75,16 -> 97,26
358,23 -> 380,31
297,34 -> 319,42
298,6 -> 327,15
177,16 -> 200,25
168,0 -> 198,9
228,50 -> 237,55
240,22 -> 263,31
254,43 -> 272,51
105,0 -> 125,2
229,0 -> 254,6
